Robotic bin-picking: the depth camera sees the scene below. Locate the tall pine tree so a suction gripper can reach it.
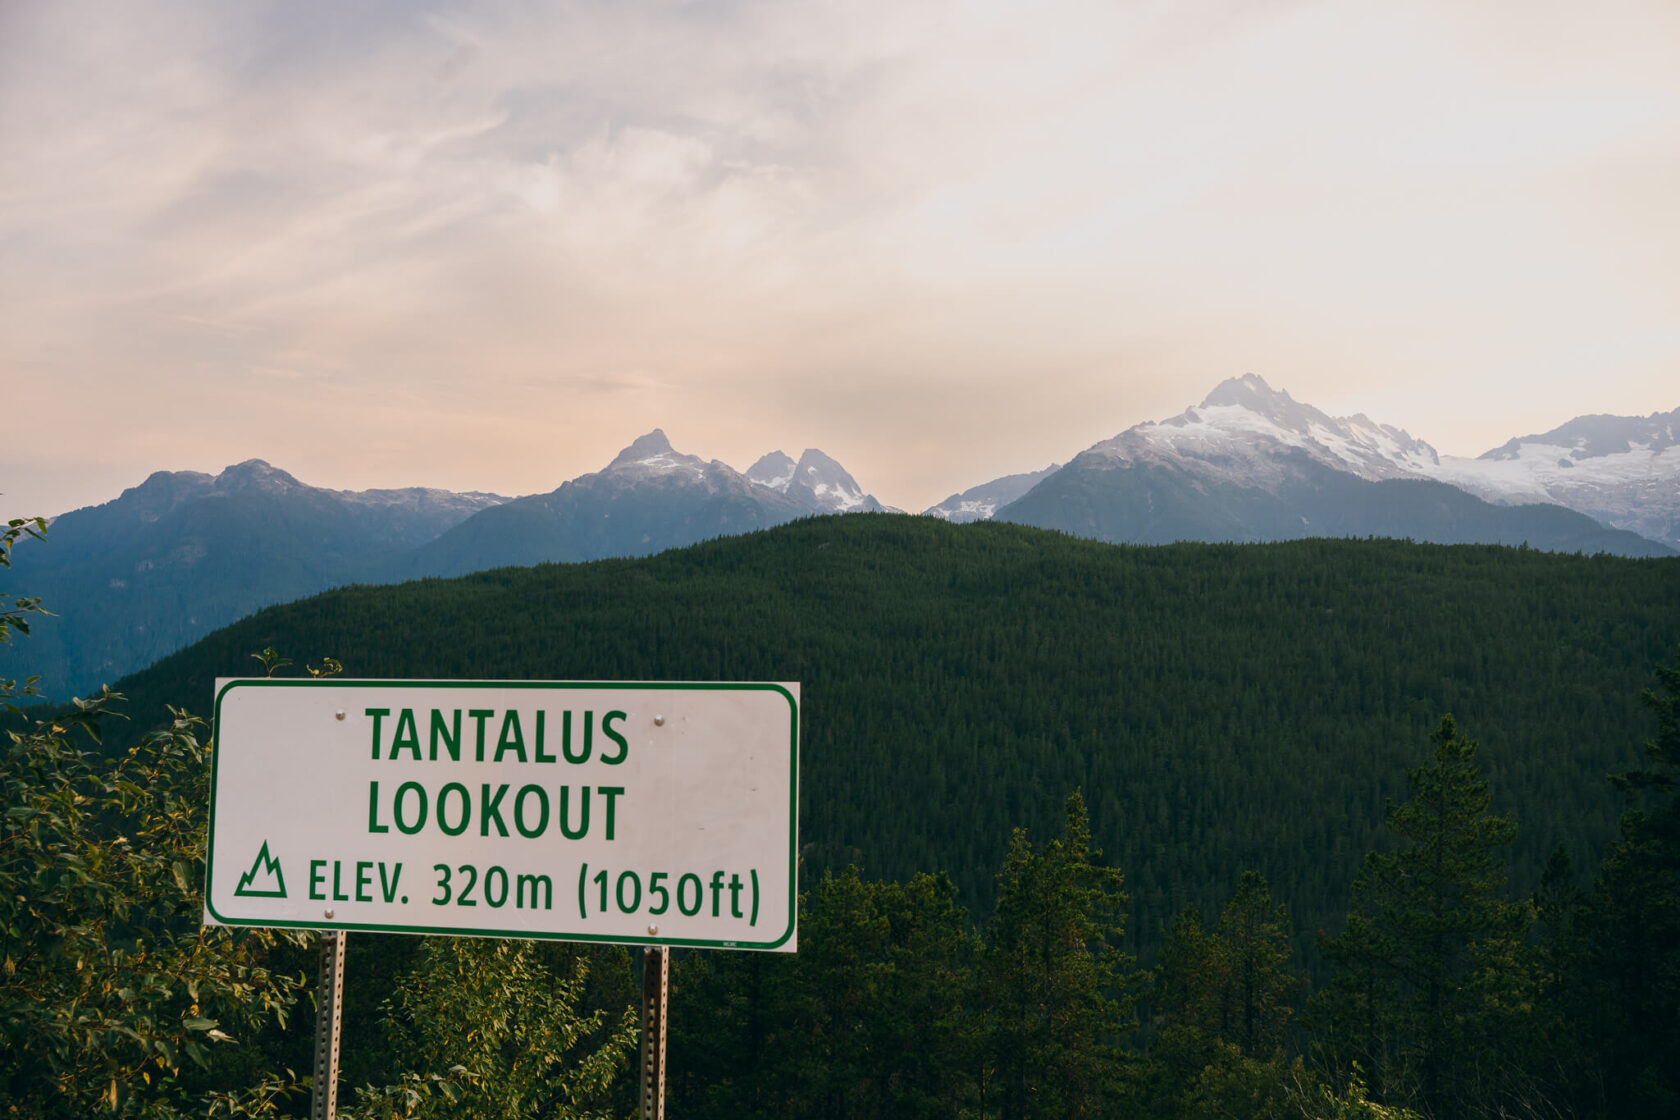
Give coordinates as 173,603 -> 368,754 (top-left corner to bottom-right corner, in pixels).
1315,715 -> 1531,1119
1214,871 -> 1300,1058
977,791 -> 1135,1119
1560,646 -> 1680,1119
1148,873 -> 1303,1120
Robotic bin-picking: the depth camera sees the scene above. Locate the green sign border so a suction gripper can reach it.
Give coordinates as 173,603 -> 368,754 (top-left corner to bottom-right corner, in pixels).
206,679 -> 799,951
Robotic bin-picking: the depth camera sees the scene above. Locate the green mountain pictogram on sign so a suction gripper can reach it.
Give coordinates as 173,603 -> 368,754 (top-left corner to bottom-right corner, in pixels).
234,840 -> 287,899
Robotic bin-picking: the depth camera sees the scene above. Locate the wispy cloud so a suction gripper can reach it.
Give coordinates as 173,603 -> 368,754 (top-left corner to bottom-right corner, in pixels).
3,0 -> 1678,517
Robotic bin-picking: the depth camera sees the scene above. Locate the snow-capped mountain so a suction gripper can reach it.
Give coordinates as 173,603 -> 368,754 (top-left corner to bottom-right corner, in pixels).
993,376 -> 1673,557
13,390 -> 1674,702
407,430 -> 821,578
925,465 -> 1060,523
1106,376 -> 1680,549
1414,410 -> 1680,549
601,430 -> 722,484
10,433 -> 900,699
1100,376 -> 1680,550
1081,373 -> 1442,483
747,448 -> 891,514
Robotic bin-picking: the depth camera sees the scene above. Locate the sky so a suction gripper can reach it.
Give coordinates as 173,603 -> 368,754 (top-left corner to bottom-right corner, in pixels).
3,0 -> 1678,520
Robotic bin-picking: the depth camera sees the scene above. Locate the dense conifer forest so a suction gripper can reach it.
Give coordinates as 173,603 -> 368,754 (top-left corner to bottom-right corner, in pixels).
107,515 -> 1679,948
6,514 -> 1679,1117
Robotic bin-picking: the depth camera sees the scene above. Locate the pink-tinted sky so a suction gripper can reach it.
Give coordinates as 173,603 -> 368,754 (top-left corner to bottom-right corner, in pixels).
4,0 -> 1678,519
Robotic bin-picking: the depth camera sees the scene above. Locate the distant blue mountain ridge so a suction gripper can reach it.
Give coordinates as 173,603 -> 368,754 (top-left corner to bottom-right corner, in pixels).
6,382 -> 1674,701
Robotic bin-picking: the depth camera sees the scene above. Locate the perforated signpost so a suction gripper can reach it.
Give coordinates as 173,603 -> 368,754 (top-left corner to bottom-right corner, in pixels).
205,679 -> 800,1120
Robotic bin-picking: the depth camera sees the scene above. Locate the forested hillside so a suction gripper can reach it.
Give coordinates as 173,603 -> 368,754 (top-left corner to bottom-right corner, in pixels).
107,515 -> 1680,959
10,514 -> 1680,1117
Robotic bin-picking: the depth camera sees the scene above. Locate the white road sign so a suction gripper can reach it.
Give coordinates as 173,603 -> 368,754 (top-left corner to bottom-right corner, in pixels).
205,679 -> 799,951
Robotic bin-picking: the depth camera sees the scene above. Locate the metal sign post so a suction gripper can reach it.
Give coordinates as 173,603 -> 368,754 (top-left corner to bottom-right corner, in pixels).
640,946 -> 669,1120
311,929 -> 347,1120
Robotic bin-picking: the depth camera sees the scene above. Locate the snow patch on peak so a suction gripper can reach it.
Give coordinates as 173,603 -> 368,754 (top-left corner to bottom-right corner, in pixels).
925,464 -> 1060,522
1200,372 -> 1290,410
746,451 -> 798,492
1080,376 -> 1677,548
1419,434 -> 1680,546
597,430 -> 713,484
1089,376 -> 1439,483
789,449 -> 872,512
336,486 -> 509,513
608,430 -> 676,467
1479,408 -> 1680,462
1391,404 -> 1680,546
748,447 -> 886,513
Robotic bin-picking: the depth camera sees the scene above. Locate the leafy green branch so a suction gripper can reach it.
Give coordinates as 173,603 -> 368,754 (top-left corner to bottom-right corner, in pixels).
1,693 -> 311,1115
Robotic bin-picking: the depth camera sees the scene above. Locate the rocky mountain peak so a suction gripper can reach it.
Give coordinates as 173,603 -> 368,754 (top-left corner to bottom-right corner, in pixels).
209,459 -> 307,496
749,448 -> 884,513
794,448 -> 849,479
1198,373 -> 1331,435
607,430 -> 677,469
117,469 -> 214,520
1201,372 -> 1283,408
746,451 -> 798,491
1082,374 -> 1440,487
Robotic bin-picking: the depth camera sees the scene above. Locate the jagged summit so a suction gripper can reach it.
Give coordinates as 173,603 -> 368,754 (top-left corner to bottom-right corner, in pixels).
607,430 -> 678,468
211,459 -> 307,495
1087,374 -> 1439,483
746,447 -> 887,513
108,460 -> 307,523
991,373 -> 1674,554
1479,407 -> 1680,462
1202,372 -> 1291,410
746,451 -> 798,490
593,430 -> 719,487
1421,404 -> 1680,546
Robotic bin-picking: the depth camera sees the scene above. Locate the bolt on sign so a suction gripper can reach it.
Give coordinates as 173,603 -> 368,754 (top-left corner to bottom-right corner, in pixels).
204,680 -> 799,952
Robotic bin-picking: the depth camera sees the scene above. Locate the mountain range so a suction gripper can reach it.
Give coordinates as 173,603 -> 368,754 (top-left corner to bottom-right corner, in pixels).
6,377 -> 1674,699
1042,374 -> 1680,550
1423,410 -> 1680,548
989,374 -> 1676,556
4,433 -> 894,698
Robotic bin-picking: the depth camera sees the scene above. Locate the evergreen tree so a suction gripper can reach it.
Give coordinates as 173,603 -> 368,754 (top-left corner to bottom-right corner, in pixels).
1561,646 -> 1680,1119
977,791 -> 1134,1119
1315,716 -> 1531,1118
785,868 -> 979,1119
1148,875 -> 1303,1119
1214,871 -> 1300,1058
666,869 -> 977,1120
666,941 -> 798,1119
1151,903 -> 1223,1066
